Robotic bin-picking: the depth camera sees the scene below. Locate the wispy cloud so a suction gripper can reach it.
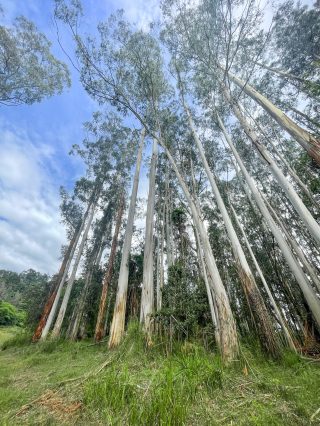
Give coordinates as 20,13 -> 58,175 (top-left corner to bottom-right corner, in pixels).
0,119 -> 67,274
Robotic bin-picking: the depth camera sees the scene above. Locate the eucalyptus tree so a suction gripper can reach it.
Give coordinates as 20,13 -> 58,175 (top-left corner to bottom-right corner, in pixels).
67,201 -> 113,340
176,71 -> 280,356
55,1 -> 240,360
0,11 -> 70,105
108,130 -> 145,347
33,183 -> 87,341
140,139 -> 158,337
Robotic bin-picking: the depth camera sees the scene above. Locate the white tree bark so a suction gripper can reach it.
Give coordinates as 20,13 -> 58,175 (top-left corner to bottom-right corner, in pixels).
108,129 -> 145,348
40,205 -> 91,340
183,99 -> 279,355
140,139 -> 158,336
217,112 -> 320,329
221,83 -> 320,247
156,205 -> 165,311
223,68 -> 320,164
51,203 -> 96,338
155,136 -> 238,362
229,203 -> 296,351
263,196 -> 320,293
193,222 -> 221,347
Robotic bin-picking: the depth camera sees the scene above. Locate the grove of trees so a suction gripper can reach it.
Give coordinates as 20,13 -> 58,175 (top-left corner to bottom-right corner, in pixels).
2,0 -> 320,364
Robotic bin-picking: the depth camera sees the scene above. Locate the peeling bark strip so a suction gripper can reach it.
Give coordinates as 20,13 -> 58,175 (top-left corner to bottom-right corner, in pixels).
140,139 -> 158,336
108,130 -> 145,349
221,82 -> 320,247
216,112 -> 320,330
182,97 -> 280,357
95,193 -> 125,342
224,68 -> 320,165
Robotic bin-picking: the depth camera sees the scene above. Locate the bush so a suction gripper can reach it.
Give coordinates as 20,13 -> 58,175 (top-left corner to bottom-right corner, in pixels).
0,300 -> 25,326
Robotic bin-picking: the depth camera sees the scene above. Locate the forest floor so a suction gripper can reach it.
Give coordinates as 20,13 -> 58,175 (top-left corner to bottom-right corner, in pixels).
0,325 -> 320,425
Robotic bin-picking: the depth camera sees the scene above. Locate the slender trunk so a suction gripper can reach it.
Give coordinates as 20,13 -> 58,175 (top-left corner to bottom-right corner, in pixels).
67,268 -> 94,340
40,203 -> 92,340
221,82 -> 320,246
230,204 -> 296,351
266,132 -> 317,205
156,135 -> 238,362
290,107 -> 320,131
224,68 -> 320,164
157,206 -> 165,311
32,227 -> 79,342
165,166 -> 173,268
95,194 -> 125,341
194,223 -> 221,347
184,100 -> 280,357
264,197 -> 320,293
217,112 -> 320,329
108,130 -> 145,348
51,203 -> 96,338
140,139 -> 158,335
190,163 -> 221,346
254,62 -> 320,89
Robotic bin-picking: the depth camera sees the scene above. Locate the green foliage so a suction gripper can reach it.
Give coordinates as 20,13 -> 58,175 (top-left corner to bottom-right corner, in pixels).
0,269 -> 51,327
0,13 -> 70,106
0,300 -> 25,326
156,262 -> 213,342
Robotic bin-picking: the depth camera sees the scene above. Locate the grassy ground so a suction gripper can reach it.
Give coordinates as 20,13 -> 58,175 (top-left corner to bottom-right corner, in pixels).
0,324 -> 319,425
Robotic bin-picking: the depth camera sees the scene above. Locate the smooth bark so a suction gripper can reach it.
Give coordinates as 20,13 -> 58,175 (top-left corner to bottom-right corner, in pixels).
221,82 -> 320,247
224,68 -> 320,164
40,203 -> 91,340
108,130 -> 145,348
184,100 -> 280,356
217,112 -> 320,329
230,204 -> 296,351
95,194 -> 125,341
51,203 -> 96,338
156,135 -> 239,362
140,139 -> 158,335
32,227 -> 79,342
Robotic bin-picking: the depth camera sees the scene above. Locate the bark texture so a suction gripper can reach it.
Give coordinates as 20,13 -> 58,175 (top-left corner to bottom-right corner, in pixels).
95,193 -> 125,342
108,130 -> 145,348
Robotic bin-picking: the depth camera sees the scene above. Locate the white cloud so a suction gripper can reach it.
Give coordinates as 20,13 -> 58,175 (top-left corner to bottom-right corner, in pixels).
109,0 -> 161,31
0,121 -> 67,274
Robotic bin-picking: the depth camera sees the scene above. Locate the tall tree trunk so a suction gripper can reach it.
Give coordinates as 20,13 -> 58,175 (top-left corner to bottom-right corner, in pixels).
32,226 -> 79,342
165,165 -> 173,268
229,204 -> 296,351
140,139 -> 158,336
254,62 -> 320,89
155,135 -> 238,362
223,68 -> 320,164
108,130 -> 145,348
190,162 -> 221,346
156,206 -> 165,311
217,112 -> 320,329
39,203 -> 92,341
221,82 -> 320,246
95,194 -> 125,342
193,223 -> 221,347
183,100 -> 280,357
263,196 -> 320,293
51,203 -> 96,338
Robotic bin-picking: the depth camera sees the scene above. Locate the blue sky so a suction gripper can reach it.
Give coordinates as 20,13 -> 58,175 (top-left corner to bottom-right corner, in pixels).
0,0 -> 159,274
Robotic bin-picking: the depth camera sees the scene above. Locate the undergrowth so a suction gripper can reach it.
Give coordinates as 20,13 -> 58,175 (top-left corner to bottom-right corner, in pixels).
0,323 -> 319,425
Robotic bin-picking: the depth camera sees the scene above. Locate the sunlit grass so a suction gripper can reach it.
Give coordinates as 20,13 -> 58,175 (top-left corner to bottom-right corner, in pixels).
0,323 -> 319,425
